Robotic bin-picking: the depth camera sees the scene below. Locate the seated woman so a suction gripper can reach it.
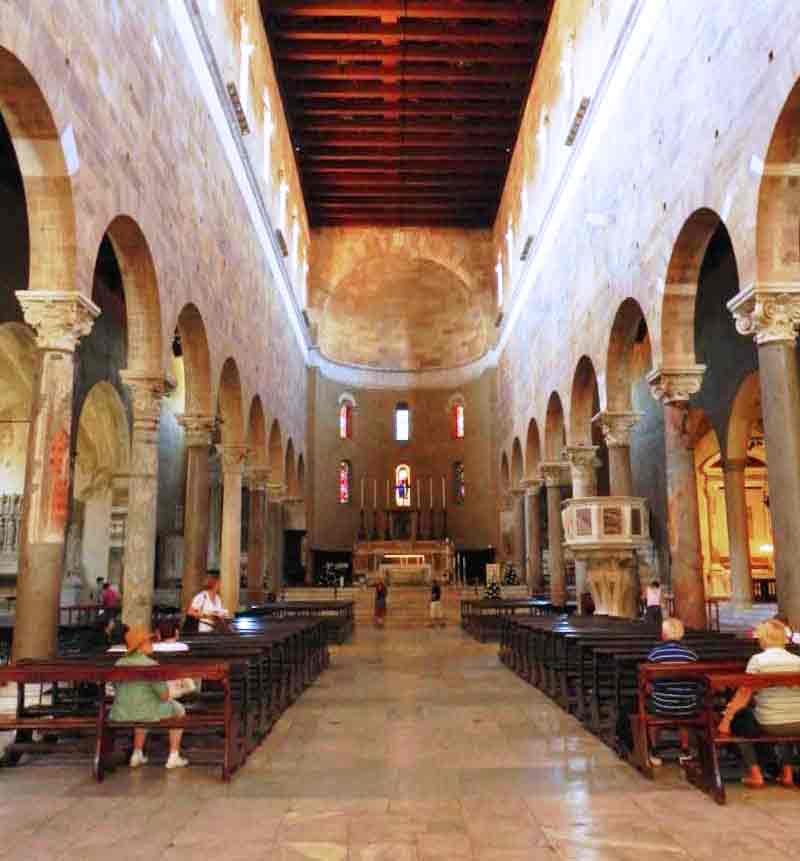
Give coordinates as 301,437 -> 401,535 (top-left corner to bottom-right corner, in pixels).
109,625 -> 188,769
718,618 -> 800,787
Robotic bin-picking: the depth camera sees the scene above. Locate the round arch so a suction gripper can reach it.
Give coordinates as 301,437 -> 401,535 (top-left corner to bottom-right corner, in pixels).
175,304 -> 212,416
606,298 -> 652,413
544,392 -> 566,461
569,356 -> 600,445
268,419 -> 283,484
525,419 -> 541,478
0,47 -> 76,296
660,208 -> 722,368
103,215 -> 162,376
217,358 -> 244,446
285,438 -> 297,497
500,451 -> 510,493
246,396 -> 268,468
727,372 -> 762,461
511,437 -> 524,489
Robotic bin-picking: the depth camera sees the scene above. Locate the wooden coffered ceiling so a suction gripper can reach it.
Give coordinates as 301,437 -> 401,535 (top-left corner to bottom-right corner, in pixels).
261,1 -> 553,228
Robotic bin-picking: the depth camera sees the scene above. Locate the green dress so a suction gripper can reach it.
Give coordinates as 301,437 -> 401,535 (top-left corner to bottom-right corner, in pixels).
109,652 -> 184,722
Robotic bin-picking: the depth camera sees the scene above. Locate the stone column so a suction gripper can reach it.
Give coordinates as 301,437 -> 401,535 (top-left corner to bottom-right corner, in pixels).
540,462 -> 569,608
12,292 -> 99,661
594,411 -> 641,497
721,458 -> 752,609
510,488 -> 526,577
178,414 -> 215,613
648,366 -> 707,629
522,479 -> 543,593
266,482 -> 286,594
563,446 -> 602,611
218,444 -> 248,613
119,371 -> 165,628
246,467 -> 269,603
729,285 -> 800,622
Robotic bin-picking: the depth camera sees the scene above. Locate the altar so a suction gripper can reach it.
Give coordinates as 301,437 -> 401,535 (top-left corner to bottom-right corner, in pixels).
353,538 -> 453,586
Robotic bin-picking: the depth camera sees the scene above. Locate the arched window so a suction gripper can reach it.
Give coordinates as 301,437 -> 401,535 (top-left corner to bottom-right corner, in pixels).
395,464 -> 411,507
453,403 -> 465,439
338,460 -> 351,504
395,401 -> 410,442
453,462 -> 465,504
339,403 -> 352,439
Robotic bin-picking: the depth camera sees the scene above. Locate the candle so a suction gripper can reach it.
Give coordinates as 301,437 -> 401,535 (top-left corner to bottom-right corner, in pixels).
361,477 -> 364,509
386,478 -> 390,507
429,476 -> 433,510
373,479 -> 377,510
442,476 -> 446,510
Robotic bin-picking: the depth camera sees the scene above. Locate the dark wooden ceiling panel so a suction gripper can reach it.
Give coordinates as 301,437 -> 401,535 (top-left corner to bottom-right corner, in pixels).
261,0 -> 553,227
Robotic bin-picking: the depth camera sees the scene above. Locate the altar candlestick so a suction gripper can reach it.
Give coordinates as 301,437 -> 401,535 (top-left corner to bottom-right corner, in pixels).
416,480 -> 420,509
373,479 -> 377,510
360,477 -> 364,510
442,476 -> 446,509
429,476 -> 433,510
386,478 -> 390,507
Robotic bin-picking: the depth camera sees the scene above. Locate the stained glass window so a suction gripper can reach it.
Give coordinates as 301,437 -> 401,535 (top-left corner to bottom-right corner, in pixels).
395,402 -> 410,441
339,460 -> 351,504
453,403 -> 465,439
339,403 -> 352,439
454,461 -> 465,504
395,464 -> 411,507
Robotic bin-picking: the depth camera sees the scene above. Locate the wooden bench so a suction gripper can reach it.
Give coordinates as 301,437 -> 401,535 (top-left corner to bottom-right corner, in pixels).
690,670 -> 800,804
0,659 -> 245,781
238,601 -> 354,644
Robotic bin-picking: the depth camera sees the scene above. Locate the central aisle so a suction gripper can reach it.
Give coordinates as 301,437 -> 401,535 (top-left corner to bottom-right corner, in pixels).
2,626 -> 794,860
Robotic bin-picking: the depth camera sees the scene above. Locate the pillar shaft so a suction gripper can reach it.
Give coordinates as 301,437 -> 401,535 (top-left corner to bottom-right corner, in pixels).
594,412 -> 641,497
178,415 -> 214,613
662,401 -> 706,628
523,482 -> 543,593
12,292 -> 99,660
510,490 -> 525,575
266,483 -> 286,593
756,341 -> 800,621
246,471 -> 268,602
545,483 -> 565,606
120,372 -> 165,628
722,459 -> 752,608
219,445 -> 248,613
728,286 -> 800,625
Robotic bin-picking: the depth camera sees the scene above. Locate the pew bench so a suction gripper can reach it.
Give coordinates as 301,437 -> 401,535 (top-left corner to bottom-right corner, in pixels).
690,670 -> 800,804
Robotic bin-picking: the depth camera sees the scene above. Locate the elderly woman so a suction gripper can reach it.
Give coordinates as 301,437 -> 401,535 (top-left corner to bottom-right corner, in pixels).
718,618 -> 800,788
109,625 -> 188,769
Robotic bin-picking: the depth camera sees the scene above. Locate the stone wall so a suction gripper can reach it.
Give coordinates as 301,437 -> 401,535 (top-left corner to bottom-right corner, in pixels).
310,370 -> 498,553
0,0 -> 308,462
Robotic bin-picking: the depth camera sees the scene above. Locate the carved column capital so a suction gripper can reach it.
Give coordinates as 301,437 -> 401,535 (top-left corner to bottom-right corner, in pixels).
728,282 -> 800,345
217,444 -> 249,475
178,413 -> 216,448
245,466 -> 270,492
539,461 -> 570,487
267,481 -> 287,502
647,364 -> 706,405
120,371 -> 165,436
521,478 -> 543,497
563,445 -> 601,474
592,411 -> 642,448
16,291 -> 100,352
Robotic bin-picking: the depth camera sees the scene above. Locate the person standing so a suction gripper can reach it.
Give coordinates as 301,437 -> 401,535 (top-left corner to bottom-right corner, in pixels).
429,578 -> 444,628
186,572 -> 229,633
374,578 -> 388,628
644,579 -> 663,626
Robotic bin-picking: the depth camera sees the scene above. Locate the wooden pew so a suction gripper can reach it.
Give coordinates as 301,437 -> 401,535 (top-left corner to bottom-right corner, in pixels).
686,670 -> 800,803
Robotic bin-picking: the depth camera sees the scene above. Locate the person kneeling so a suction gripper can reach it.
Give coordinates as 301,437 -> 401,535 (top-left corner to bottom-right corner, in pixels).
718,618 -> 800,788
110,625 -> 188,770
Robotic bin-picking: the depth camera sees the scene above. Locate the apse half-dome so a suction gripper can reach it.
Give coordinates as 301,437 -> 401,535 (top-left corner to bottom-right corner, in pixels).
319,255 -> 492,371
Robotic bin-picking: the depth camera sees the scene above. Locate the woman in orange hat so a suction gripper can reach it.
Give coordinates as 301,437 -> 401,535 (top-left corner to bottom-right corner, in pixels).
109,625 -> 188,769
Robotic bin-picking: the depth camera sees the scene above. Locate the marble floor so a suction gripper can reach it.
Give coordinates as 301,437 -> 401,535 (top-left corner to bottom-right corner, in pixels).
0,626 -> 797,860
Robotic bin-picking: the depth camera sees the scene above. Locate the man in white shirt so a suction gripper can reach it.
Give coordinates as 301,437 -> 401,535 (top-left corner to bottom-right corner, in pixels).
187,573 -> 229,633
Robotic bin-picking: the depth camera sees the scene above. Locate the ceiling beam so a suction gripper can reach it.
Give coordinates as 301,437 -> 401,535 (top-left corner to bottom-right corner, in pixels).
267,2 -> 546,21
287,81 -> 525,99
300,149 -> 508,162
280,63 -> 531,84
297,118 -> 518,134
296,132 -> 510,147
294,101 -> 521,118
273,41 -> 536,64
268,20 -> 540,44
307,164 -> 507,175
